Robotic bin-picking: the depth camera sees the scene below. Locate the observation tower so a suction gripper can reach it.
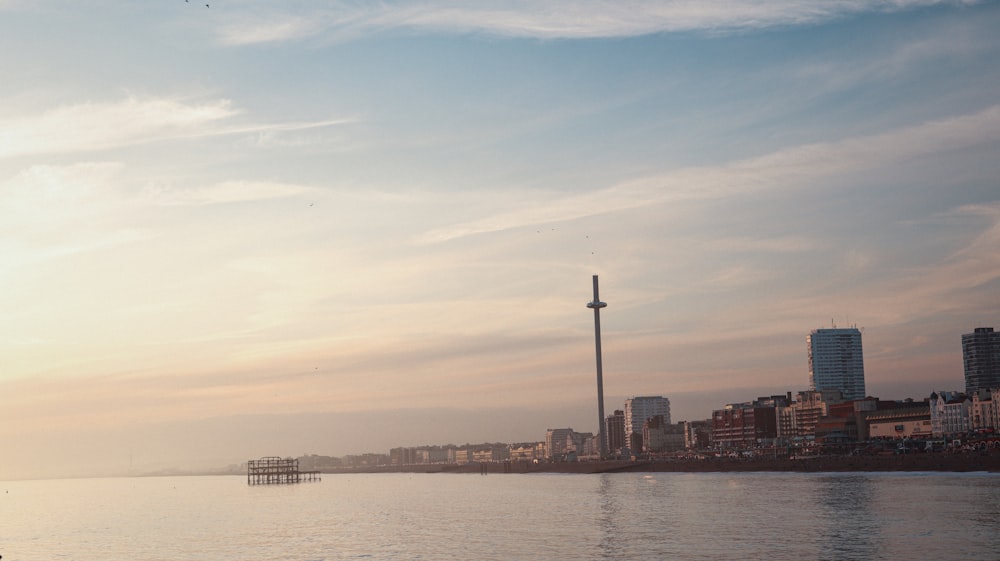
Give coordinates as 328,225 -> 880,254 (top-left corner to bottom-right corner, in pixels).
587,275 -> 608,459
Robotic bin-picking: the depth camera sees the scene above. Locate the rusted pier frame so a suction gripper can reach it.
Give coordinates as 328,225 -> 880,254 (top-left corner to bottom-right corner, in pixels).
247,456 -> 322,485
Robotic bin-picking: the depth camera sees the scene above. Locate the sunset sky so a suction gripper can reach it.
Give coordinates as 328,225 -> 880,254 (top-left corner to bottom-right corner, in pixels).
2,0 -> 999,480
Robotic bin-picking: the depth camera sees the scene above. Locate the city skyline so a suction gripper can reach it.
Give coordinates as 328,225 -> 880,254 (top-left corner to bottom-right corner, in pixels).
2,1 -> 1000,480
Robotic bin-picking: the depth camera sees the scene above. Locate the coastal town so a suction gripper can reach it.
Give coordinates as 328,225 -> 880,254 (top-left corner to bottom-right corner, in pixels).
262,325 -> 1000,476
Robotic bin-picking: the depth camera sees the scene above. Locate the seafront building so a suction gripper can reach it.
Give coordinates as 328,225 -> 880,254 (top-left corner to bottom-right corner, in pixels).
545,428 -> 595,459
605,410 -> 626,456
963,327 -> 1000,393
624,396 -> 671,451
776,390 -> 844,439
808,327 -> 866,400
709,391 -> 945,448
865,401 -> 932,439
972,389 -> 1000,430
545,428 -> 575,459
711,402 -> 780,448
509,442 -> 546,461
642,417 -> 687,453
930,391 -> 972,437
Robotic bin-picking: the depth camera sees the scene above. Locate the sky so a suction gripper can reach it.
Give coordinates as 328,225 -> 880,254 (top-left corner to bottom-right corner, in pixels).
1,0 -> 999,480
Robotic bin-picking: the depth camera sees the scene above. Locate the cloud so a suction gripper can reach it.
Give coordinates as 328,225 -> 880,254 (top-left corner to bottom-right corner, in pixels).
216,0 -> 978,45
0,162 -> 147,264
147,180 -> 319,206
218,9 -> 365,45
754,201 -> 1000,331
415,104 -> 1000,244
701,265 -> 778,290
896,202 -> 1000,304
702,236 -> 819,253
0,97 -> 237,158
0,96 -> 354,159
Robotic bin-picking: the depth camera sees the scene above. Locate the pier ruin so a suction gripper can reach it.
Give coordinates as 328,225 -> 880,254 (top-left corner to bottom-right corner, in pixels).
247,456 -> 321,485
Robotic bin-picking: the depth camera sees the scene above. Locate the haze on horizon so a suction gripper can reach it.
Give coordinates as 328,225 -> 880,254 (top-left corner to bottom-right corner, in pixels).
2,0 -> 998,481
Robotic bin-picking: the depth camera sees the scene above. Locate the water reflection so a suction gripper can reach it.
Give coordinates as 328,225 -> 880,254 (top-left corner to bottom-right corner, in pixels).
816,475 -> 883,561
597,474 -> 623,560
596,473 -> 691,559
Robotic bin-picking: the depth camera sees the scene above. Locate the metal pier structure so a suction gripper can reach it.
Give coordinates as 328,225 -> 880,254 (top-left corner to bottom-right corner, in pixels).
247,456 -> 321,485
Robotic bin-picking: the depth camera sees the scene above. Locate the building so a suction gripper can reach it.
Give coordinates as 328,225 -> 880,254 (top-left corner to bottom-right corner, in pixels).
418,447 -> 452,464
988,389 -> 1000,430
864,401 -> 931,440
969,389 -> 996,432
543,429 -> 596,460
545,428 -> 574,459
814,397 -> 883,443
577,432 -> 597,459
642,417 -> 687,454
808,327 -> 866,400
454,449 -> 474,464
929,391 -> 971,437
470,444 -> 510,463
711,404 -> 778,449
685,420 -> 712,449
389,447 -> 417,466
605,410 -> 626,456
624,396 -> 671,451
776,390 -> 844,440
509,442 -> 545,461
341,453 -> 389,468
963,327 -> 1000,393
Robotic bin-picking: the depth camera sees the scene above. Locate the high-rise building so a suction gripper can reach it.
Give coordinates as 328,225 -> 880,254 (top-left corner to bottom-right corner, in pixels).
624,396 -> 670,450
605,410 -> 626,455
807,327 -> 866,401
963,327 -> 1000,393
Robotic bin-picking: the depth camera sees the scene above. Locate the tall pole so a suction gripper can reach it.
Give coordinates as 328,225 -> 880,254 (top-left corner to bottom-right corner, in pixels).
587,275 -> 608,459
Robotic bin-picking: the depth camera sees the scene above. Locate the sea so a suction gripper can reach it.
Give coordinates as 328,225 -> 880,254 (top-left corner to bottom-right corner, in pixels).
2,471 -> 998,561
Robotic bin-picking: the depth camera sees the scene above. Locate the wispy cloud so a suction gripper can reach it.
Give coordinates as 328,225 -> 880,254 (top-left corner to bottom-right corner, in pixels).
0,162 -> 152,282
0,97 -> 354,159
780,202 -> 1000,328
217,0 -> 977,45
147,180 -> 319,206
702,236 -> 819,253
0,98 -> 237,158
415,104 -> 1000,244
910,202 -> 1000,299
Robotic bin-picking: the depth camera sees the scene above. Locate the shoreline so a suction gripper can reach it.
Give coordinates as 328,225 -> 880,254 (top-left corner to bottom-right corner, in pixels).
326,451 -> 1000,475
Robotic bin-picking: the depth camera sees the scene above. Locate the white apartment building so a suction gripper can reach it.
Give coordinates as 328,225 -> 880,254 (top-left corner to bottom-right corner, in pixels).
930,391 -> 971,436
624,396 -> 671,451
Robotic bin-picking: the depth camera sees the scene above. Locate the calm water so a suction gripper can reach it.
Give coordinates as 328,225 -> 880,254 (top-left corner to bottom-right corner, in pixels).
2,471 -> 999,560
